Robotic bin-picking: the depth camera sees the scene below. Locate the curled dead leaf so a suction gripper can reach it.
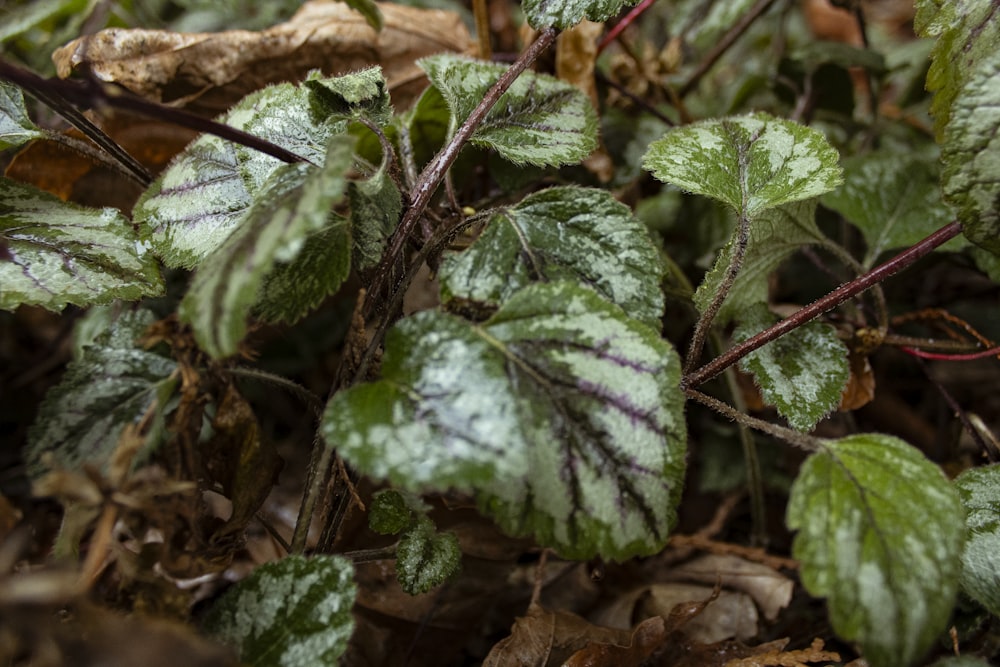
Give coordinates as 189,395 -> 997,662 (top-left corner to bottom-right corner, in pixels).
53,1 -> 473,114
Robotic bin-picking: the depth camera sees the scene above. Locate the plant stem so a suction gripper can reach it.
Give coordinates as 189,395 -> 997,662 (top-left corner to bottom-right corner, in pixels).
684,220 -> 964,388
677,0 -> 779,98
686,388 -> 822,451
597,0 -> 658,54
292,431 -> 334,553
360,27 -> 559,323
228,366 -> 324,416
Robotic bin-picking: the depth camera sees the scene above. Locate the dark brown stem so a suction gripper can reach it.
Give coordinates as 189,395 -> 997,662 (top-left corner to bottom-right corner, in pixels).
360,27 -> 559,322
678,0 -> 779,98
0,58 -> 308,168
684,220 -> 964,388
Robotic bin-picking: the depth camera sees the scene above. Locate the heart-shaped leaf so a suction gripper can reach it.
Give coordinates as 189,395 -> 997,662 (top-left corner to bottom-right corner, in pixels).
324,282 -> 686,561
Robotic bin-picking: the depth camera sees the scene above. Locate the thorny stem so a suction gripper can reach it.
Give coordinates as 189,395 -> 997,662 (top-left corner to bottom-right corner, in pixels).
686,388 -> 822,451
684,220 -> 964,389
677,0 -> 779,98
0,58 -> 308,168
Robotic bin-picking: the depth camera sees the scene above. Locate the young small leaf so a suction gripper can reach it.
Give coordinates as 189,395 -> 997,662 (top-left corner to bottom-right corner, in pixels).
134,79 -> 346,268
419,54 -> 598,167
305,66 -> 392,127
369,489 -> 415,536
203,555 -> 356,667
0,81 -> 45,150
735,304 -> 849,432
396,518 -> 461,595
787,434 -> 965,667
439,186 -> 664,328
642,113 -> 842,218
821,149 -> 961,267
324,281 -> 687,561
25,309 -> 177,478
954,464 -> 1000,616
0,177 -> 163,312
522,0 -> 635,30
179,140 -> 352,358
348,143 -> 402,272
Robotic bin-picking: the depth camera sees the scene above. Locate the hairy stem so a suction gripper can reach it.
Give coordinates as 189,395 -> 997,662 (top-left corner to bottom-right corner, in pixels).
686,388 -> 822,451
685,220 -> 964,388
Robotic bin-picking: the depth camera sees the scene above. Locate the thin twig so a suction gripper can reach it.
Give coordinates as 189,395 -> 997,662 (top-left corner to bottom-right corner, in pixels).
684,220 -> 964,388
228,366 -> 324,416
686,388 -> 822,451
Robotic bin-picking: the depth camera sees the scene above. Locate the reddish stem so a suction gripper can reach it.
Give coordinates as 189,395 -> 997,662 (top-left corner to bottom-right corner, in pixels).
598,0 -> 658,54
900,346 -> 1000,362
683,220 -> 964,389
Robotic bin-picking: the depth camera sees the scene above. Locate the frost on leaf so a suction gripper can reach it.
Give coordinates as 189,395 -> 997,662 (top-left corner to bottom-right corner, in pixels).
522,0 -> 635,30
25,309 -> 176,478
787,434 -> 965,667
418,54 -> 598,167
0,177 -> 163,312
954,464 -> 1000,616
821,149 -> 961,268
439,186 -> 664,328
133,77 -> 347,268
642,113 -> 842,219
324,282 -> 687,561
203,555 -> 356,667
0,81 -> 45,150
179,140 -> 353,358
735,304 -> 849,432
396,518 -> 461,595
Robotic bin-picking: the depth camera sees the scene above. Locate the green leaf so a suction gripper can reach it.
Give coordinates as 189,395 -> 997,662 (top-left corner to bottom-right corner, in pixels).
203,555 -> 356,667
821,149 -> 961,268
342,0 -> 383,30
954,464 -> 1000,616
133,79 -> 346,268
642,113 -> 842,219
305,66 -> 392,127
369,489 -> 415,536
179,140 -> 353,358
396,518 -> 461,595
522,0 -> 635,30
419,54 -> 598,167
25,309 -> 177,478
0,81 -> 45,150
735,304 -> 849,432
439,186 -> 664,328
692,199 -> 827,322
0,177 -> 163,312
787,434 -> 965,667
349,146 -> 402,273
324,281 -> 687,561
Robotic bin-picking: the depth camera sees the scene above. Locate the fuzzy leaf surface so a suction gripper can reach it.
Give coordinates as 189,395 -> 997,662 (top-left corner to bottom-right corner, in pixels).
821,149 -> 960,267
396,518 -> 462,595
0,81 -> 44,150
0,177 -> 163,311
324,282 -> 687,561
204,555 -> 355,667
133,76 -> 348,268
348,144 -> 401,272
419,54 -> 598,167
692,199 -> 827,322
787,434 -> 965,667
642,113 -> 842,218
179,140 -> 352,358
954,464 -> 1000,616
25,309 -> 176,478
735,304 -> 849,432
439,186 -> 663,328
522,0 -> 635,30
305,66 -> 392,126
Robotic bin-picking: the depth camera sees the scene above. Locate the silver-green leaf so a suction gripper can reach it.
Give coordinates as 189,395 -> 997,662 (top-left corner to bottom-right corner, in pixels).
133,78 -> 346,268
179,140 -> 353,358
25,309 -> 177,478
419,54 -> 598,167
203,555 -> 356,667
735,304 -> 849,432
324,282 -> 686,561
396,518 -> 461,595
643,113 -> 842,219
0,81 -> 45,150
348,141 -> 402,273
0,177 -> 163,312
954,464 -> 1000,616
821,149 -> 962,268
787,434 -> 965,667
522,0 -> 635,30
439,186 -> 664,328
305,66 -> 392,127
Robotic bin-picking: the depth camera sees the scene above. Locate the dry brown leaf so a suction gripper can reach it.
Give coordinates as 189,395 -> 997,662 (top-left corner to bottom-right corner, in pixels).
666,554 -> 794,622
839,351 -> 876,411
54,1 -> 473,114
724,637 -> 841,667
556,20 -> 602,108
